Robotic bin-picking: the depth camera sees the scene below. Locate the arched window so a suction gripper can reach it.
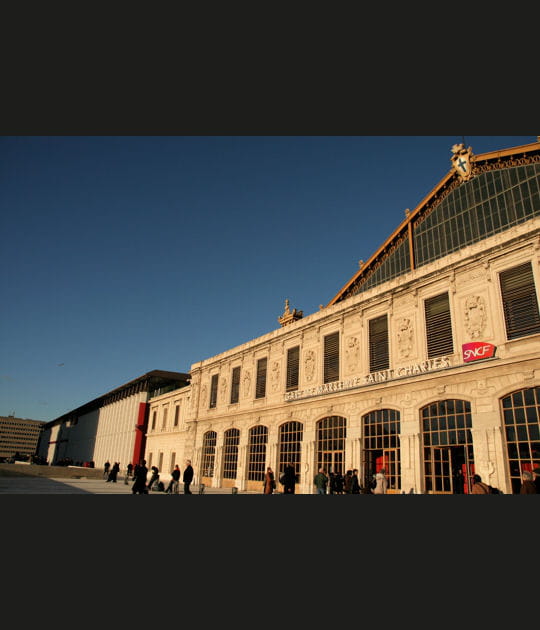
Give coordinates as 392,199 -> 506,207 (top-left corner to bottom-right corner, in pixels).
223,428 -> 240,480
278,421 -> 303,483
201,430 -> 217,478
363,409 -> 400,492
421,400 -> 473,494
501,386 -> 540,494
316,416 -> 346,476
247,425 -> 268,482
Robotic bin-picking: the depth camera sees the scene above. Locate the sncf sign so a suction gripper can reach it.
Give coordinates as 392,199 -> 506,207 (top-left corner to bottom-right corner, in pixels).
462,342 -> 496,363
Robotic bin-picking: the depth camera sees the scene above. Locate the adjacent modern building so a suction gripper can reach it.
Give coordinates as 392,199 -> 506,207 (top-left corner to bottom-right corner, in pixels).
38,370 -> 190,467
0,415 -> 46,461
37,139 -> 540,494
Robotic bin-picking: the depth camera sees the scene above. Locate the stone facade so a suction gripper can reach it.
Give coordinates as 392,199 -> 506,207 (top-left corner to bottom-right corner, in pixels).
145,218 -> 540,494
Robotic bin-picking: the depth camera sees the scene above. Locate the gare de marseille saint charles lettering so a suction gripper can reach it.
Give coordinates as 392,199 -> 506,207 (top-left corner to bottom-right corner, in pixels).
284,342 -> 496,402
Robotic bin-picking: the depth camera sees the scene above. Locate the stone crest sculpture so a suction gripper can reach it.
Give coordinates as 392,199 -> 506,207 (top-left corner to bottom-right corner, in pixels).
464,294 -> 487,339
397,317 -> 414,358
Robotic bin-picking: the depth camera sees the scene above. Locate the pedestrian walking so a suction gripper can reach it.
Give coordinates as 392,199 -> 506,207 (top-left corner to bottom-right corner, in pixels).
344,470 -> 353,494
533,467 -> 540,494
148,466 -> 160,491
183,459 -> 194,494
351,469 -> 361,494
373,468 -> 388,494
519,470 -> 537,494
313,467 -> 329,495
263,466 -> 276,494
165,464 -> 181,494
107,461 -> 120,483
471,474 -> 491,494
132,459 -> 148,495
280,461 -> 297,494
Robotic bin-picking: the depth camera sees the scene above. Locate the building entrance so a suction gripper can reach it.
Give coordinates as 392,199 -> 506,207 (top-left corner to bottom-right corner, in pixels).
421,399 -> 474,494
320,450 -> 344,476
424,445 -> 473,494
362,409 -> 401,493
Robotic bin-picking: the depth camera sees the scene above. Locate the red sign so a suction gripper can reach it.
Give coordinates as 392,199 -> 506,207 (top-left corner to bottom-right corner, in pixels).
462,342 -> 496,363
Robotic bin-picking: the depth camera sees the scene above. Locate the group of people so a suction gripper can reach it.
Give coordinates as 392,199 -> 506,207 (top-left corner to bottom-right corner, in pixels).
130,459 -> 194,495
262,463 -> 298,494
470,469 -> 539,494
104,460 -> 120,483
266,466 -> 540,495
313,467 -> 388,495
519,469 -> 540,494
261,465 -> 390,495
104,458 -> 540,495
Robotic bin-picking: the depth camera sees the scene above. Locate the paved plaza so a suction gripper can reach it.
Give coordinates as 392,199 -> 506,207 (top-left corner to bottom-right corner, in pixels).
0,469 -> 256,494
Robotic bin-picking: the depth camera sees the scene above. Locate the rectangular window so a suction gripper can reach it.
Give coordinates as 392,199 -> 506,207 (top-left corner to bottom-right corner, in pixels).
173,404 -> 180,427
158,452 -> 163,471
209,374 -> 219,408
425,292 -> 454,358
162,407 -> 168,430
151,410 -> 157,431
500,261 -> 540,340
170,452 -> 176,469
369,315 -> 389,372
324,332 -> 340,383
286,345 -> 300,391
255,357 -> 267,399
230,366 -> 241,404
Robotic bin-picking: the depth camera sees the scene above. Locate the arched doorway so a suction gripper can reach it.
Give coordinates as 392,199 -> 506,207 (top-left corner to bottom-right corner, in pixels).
222,428 -> 240,488
246,424 -> 268,492
201,430 -> 217,486
362,409 -> 400,493
278,421 -> 303,488
421,399 -> 473,494
316,415 -> 346,477
501,386 -> 540,494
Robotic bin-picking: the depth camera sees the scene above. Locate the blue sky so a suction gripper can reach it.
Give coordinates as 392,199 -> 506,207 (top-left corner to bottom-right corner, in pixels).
1,135 -> 536,422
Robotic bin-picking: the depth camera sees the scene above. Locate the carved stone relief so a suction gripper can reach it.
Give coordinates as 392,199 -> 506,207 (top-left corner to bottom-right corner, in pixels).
220,377 -> 227,400
190,384 -> 198,410
270,360 -> 280,392
345,336 -> 360,373
464,294 -> 487,339
397,317 -> 414,358
304,350 -> 316,382
242,371 -> 251,398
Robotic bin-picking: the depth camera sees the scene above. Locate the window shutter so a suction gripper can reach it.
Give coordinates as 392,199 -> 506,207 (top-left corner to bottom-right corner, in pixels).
209,374 -> 218,408
286,346 -> 300,391
230,366 -> 241,404
425,293 -> 454,358
324,332 -> 340,383
369,315 -> 389,372
500,262 -> 540,340
255,358 -> 267,399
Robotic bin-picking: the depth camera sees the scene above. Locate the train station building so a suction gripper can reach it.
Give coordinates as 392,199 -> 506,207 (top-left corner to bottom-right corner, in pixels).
40,139 -> 540,494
